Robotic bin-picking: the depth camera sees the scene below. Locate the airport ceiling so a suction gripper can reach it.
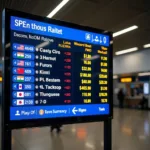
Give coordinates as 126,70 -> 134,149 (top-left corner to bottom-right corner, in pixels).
1,0 -> 150,55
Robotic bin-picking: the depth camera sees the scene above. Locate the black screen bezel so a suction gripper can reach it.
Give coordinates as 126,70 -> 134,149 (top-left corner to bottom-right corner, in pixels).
2,8 -> 113,129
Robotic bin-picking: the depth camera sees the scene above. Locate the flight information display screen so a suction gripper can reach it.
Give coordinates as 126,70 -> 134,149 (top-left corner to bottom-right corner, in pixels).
7,14 -> 112,121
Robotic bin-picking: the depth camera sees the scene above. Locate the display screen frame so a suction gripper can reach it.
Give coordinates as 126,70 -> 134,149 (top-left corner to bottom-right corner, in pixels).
2,9 -> 113,129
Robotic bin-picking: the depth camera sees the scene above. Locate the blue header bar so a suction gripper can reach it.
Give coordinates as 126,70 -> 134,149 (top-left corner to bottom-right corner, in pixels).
11,16 -> 110,46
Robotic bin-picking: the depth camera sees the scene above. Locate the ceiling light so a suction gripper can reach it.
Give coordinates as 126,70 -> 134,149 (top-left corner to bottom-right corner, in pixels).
143,44 -> 150,48
47,0 -> 70,18
138,72 -> 150,76
113,25 -> 138,37
115,47 -> 138,55
113,75 -> 118,79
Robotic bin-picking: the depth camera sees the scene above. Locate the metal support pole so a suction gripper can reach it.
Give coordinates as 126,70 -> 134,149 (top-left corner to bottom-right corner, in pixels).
2,127 -> 12,150
104,118 -> 112,150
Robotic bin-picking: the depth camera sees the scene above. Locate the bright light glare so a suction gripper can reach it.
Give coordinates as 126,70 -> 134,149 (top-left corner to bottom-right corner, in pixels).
143,44 -> 150,48
5,43 -> 10,48
115,47 -> 138,55
47,0 -> 70,18
113,25 -> 138,37
138,72 -> 150,76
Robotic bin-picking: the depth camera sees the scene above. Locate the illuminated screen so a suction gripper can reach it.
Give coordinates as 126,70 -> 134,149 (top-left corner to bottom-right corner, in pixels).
9,15 -> 112,120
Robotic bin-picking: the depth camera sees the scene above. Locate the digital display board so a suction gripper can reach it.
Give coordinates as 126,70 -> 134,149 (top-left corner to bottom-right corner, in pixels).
3,9 -> 112,128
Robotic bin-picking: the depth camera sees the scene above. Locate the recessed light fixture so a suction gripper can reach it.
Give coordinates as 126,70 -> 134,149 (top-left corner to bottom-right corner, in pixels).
115,47 -> 138,55
113,25 -> 138,37
47,0 -> 70,18
143,44 -> 150,48
138,72 -> 150,76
